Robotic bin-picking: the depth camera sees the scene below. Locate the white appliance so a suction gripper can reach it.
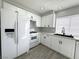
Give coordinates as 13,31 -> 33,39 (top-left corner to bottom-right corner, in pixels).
1,2 -> 30,59
30,32 -> 40,48
30,20 -> 40,48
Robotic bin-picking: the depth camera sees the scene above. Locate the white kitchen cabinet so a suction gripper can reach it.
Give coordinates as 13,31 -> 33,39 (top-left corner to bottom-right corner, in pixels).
35,15 -> 41,27
37,33 -> 41,43
41,34 -> 47,46
61,37 -> 75,59
41,34 -> 50,47
44,34 -> 52,48
41,14 -> 55,27
47,35 -> 53,49
41,34 -> 61,52
75,41 -> 79,59
41,34 -> 52,49
40,34 -> 44,44
17,8 -> 30,56
51,35 -> 60,51
53,36 -> 75,59
41,16 -> 46,27
36,18 -> 41,27
42,35 -> 75,59
30,13 -> 41,27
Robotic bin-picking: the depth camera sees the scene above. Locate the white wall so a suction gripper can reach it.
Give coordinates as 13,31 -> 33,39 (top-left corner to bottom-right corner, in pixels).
0,0 -> 2,9
56,5 -> 79,18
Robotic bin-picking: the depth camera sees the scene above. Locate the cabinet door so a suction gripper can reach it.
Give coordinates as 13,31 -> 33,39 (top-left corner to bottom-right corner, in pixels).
30,14 -> 41,27
48,35 -> 52,49
40,34 -> 51,48
18,8 -> 30,56
46,14 -> 53,27
75,41 -> 79,59
61,38 -> 75,59
36,16 -> 41,27
41,16 -> 47,27
36,19 -> 41,27
41,14 -> 54,27
40,34 -> 46,45
37,33 -> 40,43
52,36 -> 60,52
45,35 -> 52,48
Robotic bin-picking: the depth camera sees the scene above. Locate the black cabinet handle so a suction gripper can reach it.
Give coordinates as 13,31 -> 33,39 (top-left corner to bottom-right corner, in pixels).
60,41 -> 62,44
59,41 -> 62,44
44,36 -> 46,39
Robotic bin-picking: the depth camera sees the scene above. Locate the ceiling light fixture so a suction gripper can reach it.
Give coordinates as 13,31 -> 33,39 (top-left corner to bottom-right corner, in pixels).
40,7 -> 44,10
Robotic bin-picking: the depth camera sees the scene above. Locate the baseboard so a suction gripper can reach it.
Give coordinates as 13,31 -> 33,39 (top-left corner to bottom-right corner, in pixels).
30,43 -> 41,50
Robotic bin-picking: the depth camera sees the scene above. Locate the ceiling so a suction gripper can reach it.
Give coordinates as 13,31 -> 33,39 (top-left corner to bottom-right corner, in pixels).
5,0 -> 79,15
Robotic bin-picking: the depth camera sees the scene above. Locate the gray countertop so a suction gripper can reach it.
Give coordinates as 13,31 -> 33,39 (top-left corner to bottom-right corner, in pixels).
42,33 -> 79,41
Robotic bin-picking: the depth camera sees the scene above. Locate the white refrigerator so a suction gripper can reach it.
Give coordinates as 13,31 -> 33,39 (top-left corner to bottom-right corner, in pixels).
1,2 -> 30,59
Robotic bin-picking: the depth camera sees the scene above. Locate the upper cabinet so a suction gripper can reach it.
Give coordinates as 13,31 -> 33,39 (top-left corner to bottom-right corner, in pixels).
41,12 -> 56,28
29,13 -> 41,27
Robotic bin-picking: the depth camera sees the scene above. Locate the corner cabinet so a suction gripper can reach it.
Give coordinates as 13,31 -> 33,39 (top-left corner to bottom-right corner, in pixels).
41,12 -> 56,28
41,34 -> 75,59
40,33 -> 52,49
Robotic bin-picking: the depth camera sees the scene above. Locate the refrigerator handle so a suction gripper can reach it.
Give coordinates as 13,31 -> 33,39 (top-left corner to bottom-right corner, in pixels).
14,11 -> 19,44
14,21 -> 18,44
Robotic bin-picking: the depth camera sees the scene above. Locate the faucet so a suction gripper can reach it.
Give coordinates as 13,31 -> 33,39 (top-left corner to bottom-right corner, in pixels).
61,27 -> 65,35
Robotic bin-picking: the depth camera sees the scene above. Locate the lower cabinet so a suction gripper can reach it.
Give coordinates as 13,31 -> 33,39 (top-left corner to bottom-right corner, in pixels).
45,35 -> 52,48
41,34 -> 75,59
52,36 -> 75,59
51,36 -> 60,52
40,34 -> 52,49
40,34 -> 47,45
61,37 -> 75,59
75,41 -> 79,59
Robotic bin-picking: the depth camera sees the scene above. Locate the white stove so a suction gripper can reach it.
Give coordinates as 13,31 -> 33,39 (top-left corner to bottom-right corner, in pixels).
30,32 -> 40,48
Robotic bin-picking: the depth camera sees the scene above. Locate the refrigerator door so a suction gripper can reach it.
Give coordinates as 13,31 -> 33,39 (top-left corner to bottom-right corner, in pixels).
1,6 -> 17,59
17,8 -> 30,56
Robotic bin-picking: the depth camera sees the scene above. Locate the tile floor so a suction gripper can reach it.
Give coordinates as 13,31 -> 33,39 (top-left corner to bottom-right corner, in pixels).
16,44 -> 69,59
